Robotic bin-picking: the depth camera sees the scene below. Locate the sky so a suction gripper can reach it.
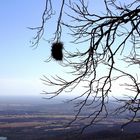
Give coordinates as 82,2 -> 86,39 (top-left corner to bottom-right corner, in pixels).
0,0 -> 51,96
0,0 -> 104,97
0,0 -> 79,97
0,0 -> 139,99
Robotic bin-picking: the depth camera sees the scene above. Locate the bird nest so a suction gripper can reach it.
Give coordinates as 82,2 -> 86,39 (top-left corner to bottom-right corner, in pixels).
51,42 -> 63,61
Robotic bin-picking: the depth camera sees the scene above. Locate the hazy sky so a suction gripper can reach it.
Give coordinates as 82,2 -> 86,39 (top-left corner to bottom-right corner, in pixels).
0,0 -> 139,98
0,0 -> 51,96
0,0 -> 104,97
0,0 -> 79,97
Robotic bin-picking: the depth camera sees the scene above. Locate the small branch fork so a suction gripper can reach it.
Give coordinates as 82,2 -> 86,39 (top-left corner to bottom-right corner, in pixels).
29,0 -> 53,48
29,0 -> 65,48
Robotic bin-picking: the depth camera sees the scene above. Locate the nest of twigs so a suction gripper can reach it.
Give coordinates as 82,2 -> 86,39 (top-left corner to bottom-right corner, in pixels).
51,42 -> 63,61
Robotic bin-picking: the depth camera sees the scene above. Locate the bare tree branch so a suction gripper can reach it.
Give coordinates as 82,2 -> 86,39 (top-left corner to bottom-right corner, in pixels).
29,0 -> 53,48
31,0 -> 140,133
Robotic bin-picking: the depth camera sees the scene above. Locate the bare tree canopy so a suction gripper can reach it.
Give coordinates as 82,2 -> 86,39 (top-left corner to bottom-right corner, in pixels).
30,0 -> 140,133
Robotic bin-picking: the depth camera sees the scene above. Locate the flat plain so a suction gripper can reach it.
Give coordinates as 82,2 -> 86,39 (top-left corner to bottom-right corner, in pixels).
0,96 -> 139,140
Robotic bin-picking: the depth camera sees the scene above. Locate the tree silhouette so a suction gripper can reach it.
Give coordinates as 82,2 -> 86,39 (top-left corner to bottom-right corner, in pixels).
30,0 -> 140,133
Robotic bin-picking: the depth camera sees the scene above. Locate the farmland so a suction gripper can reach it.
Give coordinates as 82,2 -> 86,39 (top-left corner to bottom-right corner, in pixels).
0,96 -> 139,140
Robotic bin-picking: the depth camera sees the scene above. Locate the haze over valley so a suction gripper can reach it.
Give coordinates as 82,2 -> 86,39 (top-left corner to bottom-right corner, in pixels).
0,96 -> 139,140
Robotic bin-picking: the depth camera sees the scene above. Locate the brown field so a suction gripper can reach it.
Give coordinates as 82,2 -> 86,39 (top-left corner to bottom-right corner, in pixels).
0,97 -> 139,140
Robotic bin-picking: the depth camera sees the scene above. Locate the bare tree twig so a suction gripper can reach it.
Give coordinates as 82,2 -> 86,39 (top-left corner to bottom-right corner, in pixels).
31,0 -> 140,133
